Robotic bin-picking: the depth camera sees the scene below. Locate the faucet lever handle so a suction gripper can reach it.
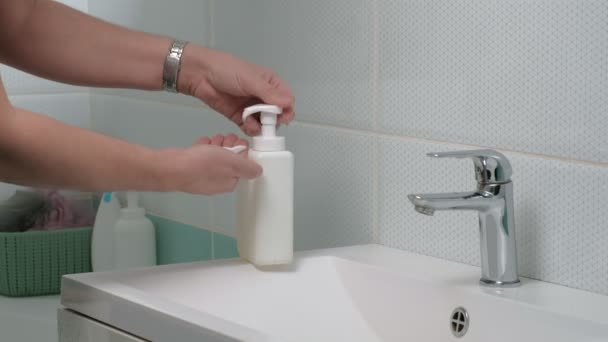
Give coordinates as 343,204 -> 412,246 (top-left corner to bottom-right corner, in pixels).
427,149 -> 512,184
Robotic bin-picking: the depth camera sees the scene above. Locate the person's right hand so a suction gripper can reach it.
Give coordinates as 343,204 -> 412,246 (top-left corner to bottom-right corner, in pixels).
160,134 -> 262,195
178,46 -> 295,136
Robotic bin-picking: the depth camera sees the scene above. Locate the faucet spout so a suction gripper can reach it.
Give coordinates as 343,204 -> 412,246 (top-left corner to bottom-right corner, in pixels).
408,192 -> 498,213
406,149 -> 520,287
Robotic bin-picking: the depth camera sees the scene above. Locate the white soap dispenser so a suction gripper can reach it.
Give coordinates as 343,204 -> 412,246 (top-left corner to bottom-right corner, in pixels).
91,192 -> 121,272
113,192 -> 156,270
237,104 -> 294,266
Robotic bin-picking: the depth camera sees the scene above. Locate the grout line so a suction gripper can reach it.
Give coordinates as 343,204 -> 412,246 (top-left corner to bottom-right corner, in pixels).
211,231 -> 216,260
208,0 -> 216,48
370,0 -> 380,134
372,141 -> 380,243
146,211 -> 228,236
293,120 -> 608,169
90,91 -> 212,111
89,94 -> 608,169
88,89 -> 96,129
8,89 -> 90,97
208,197 -> 218,234
370,0 -> 381,244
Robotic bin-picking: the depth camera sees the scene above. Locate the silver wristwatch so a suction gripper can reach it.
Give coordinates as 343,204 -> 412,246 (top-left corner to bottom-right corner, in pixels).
162,40 -> 188,93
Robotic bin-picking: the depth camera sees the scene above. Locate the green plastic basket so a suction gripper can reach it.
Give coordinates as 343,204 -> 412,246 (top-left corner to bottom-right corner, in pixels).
0,227 -> 92,297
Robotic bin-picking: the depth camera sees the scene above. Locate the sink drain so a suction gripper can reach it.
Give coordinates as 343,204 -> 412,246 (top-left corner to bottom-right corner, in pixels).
450,307 -> 469,338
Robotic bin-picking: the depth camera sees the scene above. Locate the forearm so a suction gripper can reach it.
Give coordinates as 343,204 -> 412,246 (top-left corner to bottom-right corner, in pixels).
0,0 -> 171,90
0,108 -> 169,192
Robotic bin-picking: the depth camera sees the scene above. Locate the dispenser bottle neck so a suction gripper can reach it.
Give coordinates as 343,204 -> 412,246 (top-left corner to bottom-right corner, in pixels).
243,104 -> 286,152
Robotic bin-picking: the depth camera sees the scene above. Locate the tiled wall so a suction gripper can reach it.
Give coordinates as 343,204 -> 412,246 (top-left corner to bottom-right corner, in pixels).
87,0 -> 234,242
150,215 -> 238,264
0,0 -> 90,201
88,0 -> 608,295
0,0 -> 230,266
90,94 -> 239,235
87,0 -> 211,108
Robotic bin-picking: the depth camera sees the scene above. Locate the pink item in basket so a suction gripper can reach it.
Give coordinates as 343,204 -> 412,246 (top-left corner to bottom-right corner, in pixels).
29,191 -> 95,231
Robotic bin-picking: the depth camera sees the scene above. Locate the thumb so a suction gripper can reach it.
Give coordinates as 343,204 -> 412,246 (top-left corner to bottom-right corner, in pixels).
244,74 -> 292,108
229,155 -> 263,179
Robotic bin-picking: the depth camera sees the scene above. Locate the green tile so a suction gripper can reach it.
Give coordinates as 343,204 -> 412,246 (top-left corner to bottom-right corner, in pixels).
213,233 -> 239,259
148,215 -> 212,265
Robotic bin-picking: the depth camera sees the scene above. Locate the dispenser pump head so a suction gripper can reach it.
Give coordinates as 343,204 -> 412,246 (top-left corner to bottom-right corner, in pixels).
243,104 -> 285,152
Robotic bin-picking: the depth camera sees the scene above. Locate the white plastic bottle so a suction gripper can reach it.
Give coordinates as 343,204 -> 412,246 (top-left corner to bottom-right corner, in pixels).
113,192 -> 156,270
91,192 -> 121,272
237,104 -> 294,266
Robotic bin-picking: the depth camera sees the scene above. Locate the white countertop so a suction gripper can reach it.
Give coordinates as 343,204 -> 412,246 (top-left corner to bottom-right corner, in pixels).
0,295 -> 60,342
62,245 -> 608,342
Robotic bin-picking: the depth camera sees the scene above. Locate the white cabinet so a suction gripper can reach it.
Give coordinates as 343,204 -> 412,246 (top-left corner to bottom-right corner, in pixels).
58,309 -> 146,342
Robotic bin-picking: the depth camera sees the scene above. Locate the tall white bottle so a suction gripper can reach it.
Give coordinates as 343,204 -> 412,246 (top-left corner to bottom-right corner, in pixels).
91,192 -> 121,272
237,104 -> 294,266
113,192 -> 156,270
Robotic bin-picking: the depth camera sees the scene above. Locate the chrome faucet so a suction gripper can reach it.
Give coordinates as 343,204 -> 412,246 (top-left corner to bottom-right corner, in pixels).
408,150 -> 520,287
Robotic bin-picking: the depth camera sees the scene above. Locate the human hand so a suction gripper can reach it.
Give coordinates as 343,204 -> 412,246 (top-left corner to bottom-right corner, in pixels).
178,45 -> 295,136
160,134 -> 262,195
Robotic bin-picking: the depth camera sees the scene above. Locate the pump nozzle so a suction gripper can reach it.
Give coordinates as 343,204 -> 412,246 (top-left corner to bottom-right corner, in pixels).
243,104 -> 286,152
243,104 -> 282,137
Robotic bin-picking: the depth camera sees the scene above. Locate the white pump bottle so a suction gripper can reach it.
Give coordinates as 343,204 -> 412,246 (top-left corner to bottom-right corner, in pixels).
236,104 -> 294,266
113,192 -> 156,270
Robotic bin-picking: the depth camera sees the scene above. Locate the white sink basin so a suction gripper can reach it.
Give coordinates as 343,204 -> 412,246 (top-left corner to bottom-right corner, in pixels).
62,245 -> 608,342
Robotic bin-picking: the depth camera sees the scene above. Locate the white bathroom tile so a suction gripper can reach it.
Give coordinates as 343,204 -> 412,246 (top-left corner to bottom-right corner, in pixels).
1,66 -> 86,96
508,154 -> 608,294
210,192 -> 237,236
56,0 -> 88,12
213,0 -> 375,130
379,136 -> 608,295
9,93 -> 91,128
141,192 -> 214,232
0,0 -> 88,95
209,123 -> 380,242
91,94 -> 242,232
208,124 -> 380,241
378,0 -> 608,163
289,123 -> 375,250
89,0 -> 212,106
90,94 -> 239,148
89,0 -> 210,47
378,138 -> 480,266
94,89 -> 205,109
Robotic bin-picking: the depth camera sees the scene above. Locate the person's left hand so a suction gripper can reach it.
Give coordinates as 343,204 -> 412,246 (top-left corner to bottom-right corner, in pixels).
158,133 -> 260,195
178,45 -> 295,136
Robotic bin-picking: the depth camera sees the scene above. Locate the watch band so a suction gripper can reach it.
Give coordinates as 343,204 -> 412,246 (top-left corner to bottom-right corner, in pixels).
162,40 -> 188,93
